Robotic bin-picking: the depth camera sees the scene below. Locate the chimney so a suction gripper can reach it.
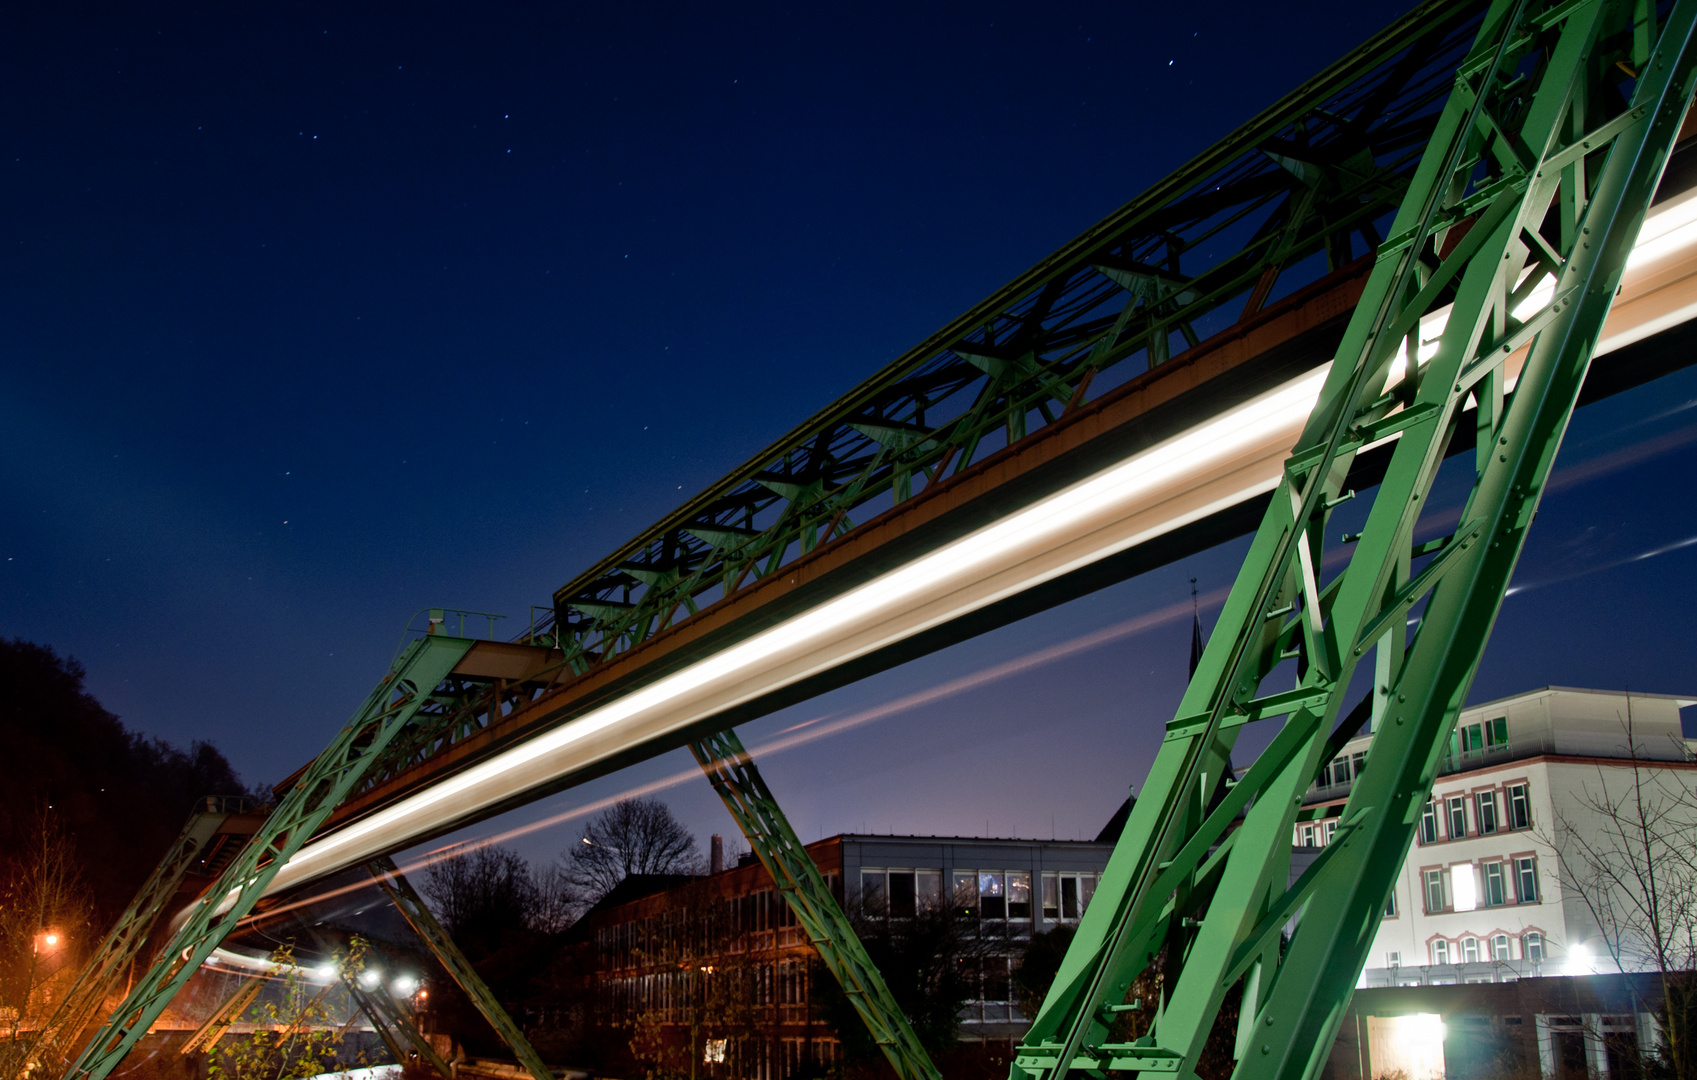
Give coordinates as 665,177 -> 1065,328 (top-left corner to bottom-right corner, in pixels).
710,834 -> 724,875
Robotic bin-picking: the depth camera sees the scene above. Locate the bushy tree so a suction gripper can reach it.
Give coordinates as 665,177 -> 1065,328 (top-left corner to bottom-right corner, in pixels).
208,938 -> 374,1080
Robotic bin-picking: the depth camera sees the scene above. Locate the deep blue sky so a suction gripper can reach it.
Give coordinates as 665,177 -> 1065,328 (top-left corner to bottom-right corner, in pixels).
4,1 -> 1694,873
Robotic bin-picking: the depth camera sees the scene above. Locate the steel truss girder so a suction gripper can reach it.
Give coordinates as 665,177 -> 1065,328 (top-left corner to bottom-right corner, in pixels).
62,633 -> 477,1080
1013,5 -> 1697,1080
176,977 -> 263,1057
346,975 -> 454,1079
366,857 -> 553,1080
690,728 -> 942,1080
538,0 -> 1488,669
27,805 -> 234,1072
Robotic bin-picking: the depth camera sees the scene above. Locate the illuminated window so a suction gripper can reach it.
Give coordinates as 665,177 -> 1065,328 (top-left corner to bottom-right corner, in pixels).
1420,802 -> 1439,844
1476,791 -> 1499,834
954,872 -> 976,916
1007,872 -> 1032,919
1507,784 -> 1531,830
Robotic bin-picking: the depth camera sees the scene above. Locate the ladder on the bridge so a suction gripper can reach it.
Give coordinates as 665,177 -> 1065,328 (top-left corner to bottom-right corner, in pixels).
1012,5 -> 1697,1080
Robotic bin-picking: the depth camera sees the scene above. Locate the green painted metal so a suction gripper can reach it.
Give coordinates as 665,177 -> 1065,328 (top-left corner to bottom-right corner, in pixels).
61,633 -> 476,1080
533,1 -> 1486,669
367,857 -> 554,1080
176,977 -> 263,1057
690,728 -> 942,1080
1012,5 -> 1697,1080
345,975 -> 454,1079
27,803 -> 238,1073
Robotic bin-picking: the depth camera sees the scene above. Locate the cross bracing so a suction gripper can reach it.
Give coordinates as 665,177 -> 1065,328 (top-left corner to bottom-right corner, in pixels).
538,0 -> 1485,669
56,3 -> 1697,1080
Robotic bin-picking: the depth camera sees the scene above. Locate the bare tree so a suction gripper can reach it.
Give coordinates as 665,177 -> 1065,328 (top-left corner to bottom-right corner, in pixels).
0,805 -> 93,1079
1550,699 -> 1697,1080
422,845 -> 571,949
565,798 -> 701,906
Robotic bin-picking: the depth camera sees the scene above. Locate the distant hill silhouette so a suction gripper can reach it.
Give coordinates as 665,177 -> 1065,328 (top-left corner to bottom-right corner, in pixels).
0,638 -> 249,924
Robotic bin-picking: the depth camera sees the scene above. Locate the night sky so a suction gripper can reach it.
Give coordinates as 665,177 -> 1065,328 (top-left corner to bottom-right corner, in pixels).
4,1 -> 1694,875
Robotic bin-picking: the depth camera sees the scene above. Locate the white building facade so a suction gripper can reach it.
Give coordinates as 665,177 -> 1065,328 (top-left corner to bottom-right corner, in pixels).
1292,687 -> 1696,988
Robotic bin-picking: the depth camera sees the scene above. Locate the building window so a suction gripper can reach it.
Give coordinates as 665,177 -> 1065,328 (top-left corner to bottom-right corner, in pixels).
1322,819 -> 1338,845
1298,823 -> 1315,847
1507,783 -> 1531,830
1384,889 -> 1398,918
1447,795 -> 1468,839
1458,716 -> 1508,756
954,872 -> 977,916
1483,862 -> 1507,907
1386,951 -> 1402,967
1420,801 -> 1439,844
1352,751 -> 1367,779
1523,931 -> 1544,962
1515,856 -> 1539,902
861,871 -> 885,910
1423,869 -> 1446,914
1488,716 -> 1508,746
1491,934 -> 1510,961
1008,872 -> 1032,919
863,869 -> 942,917
1476,791 -> 1499,835
1431,939 -> 1451,965
1461,937 -> 1480,963
1041,872 -> 1097,921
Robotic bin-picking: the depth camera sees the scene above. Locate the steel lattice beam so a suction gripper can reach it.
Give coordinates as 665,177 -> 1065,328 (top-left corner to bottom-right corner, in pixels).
690,728 -> 942,1080
176,977 -> 263,1058
536,0 -> 1485,669
27,805 -> 236,1073
346,976 -> 453,1079
1013,5 -> 1697,1080
366,857 -> 553,1080
61,633 -> 476,1080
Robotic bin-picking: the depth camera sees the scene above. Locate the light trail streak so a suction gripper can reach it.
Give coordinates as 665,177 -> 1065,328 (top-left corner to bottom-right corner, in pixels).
243,585 -> 1230,928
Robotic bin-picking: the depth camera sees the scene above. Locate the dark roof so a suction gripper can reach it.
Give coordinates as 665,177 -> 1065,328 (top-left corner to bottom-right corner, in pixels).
1096,796 -> 1135,844
582,873 -> 696,917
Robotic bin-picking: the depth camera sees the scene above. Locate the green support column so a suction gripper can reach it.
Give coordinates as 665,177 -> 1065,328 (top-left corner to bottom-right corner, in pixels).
366,857 -> 554,1080
30,803 -> 237,1072
1012,5 -> 1697,1080
346,976 -> 454,1080
63,632 -> 476,1080
689,728 -> 942,1080
176,977 -> 263,1057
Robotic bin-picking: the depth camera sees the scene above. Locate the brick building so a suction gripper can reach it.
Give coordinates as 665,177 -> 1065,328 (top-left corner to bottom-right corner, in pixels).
572,833 -> 1112,1080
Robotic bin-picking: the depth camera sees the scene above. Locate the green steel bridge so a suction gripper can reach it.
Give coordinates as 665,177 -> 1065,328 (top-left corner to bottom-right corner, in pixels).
36,3 -> 1697,1080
